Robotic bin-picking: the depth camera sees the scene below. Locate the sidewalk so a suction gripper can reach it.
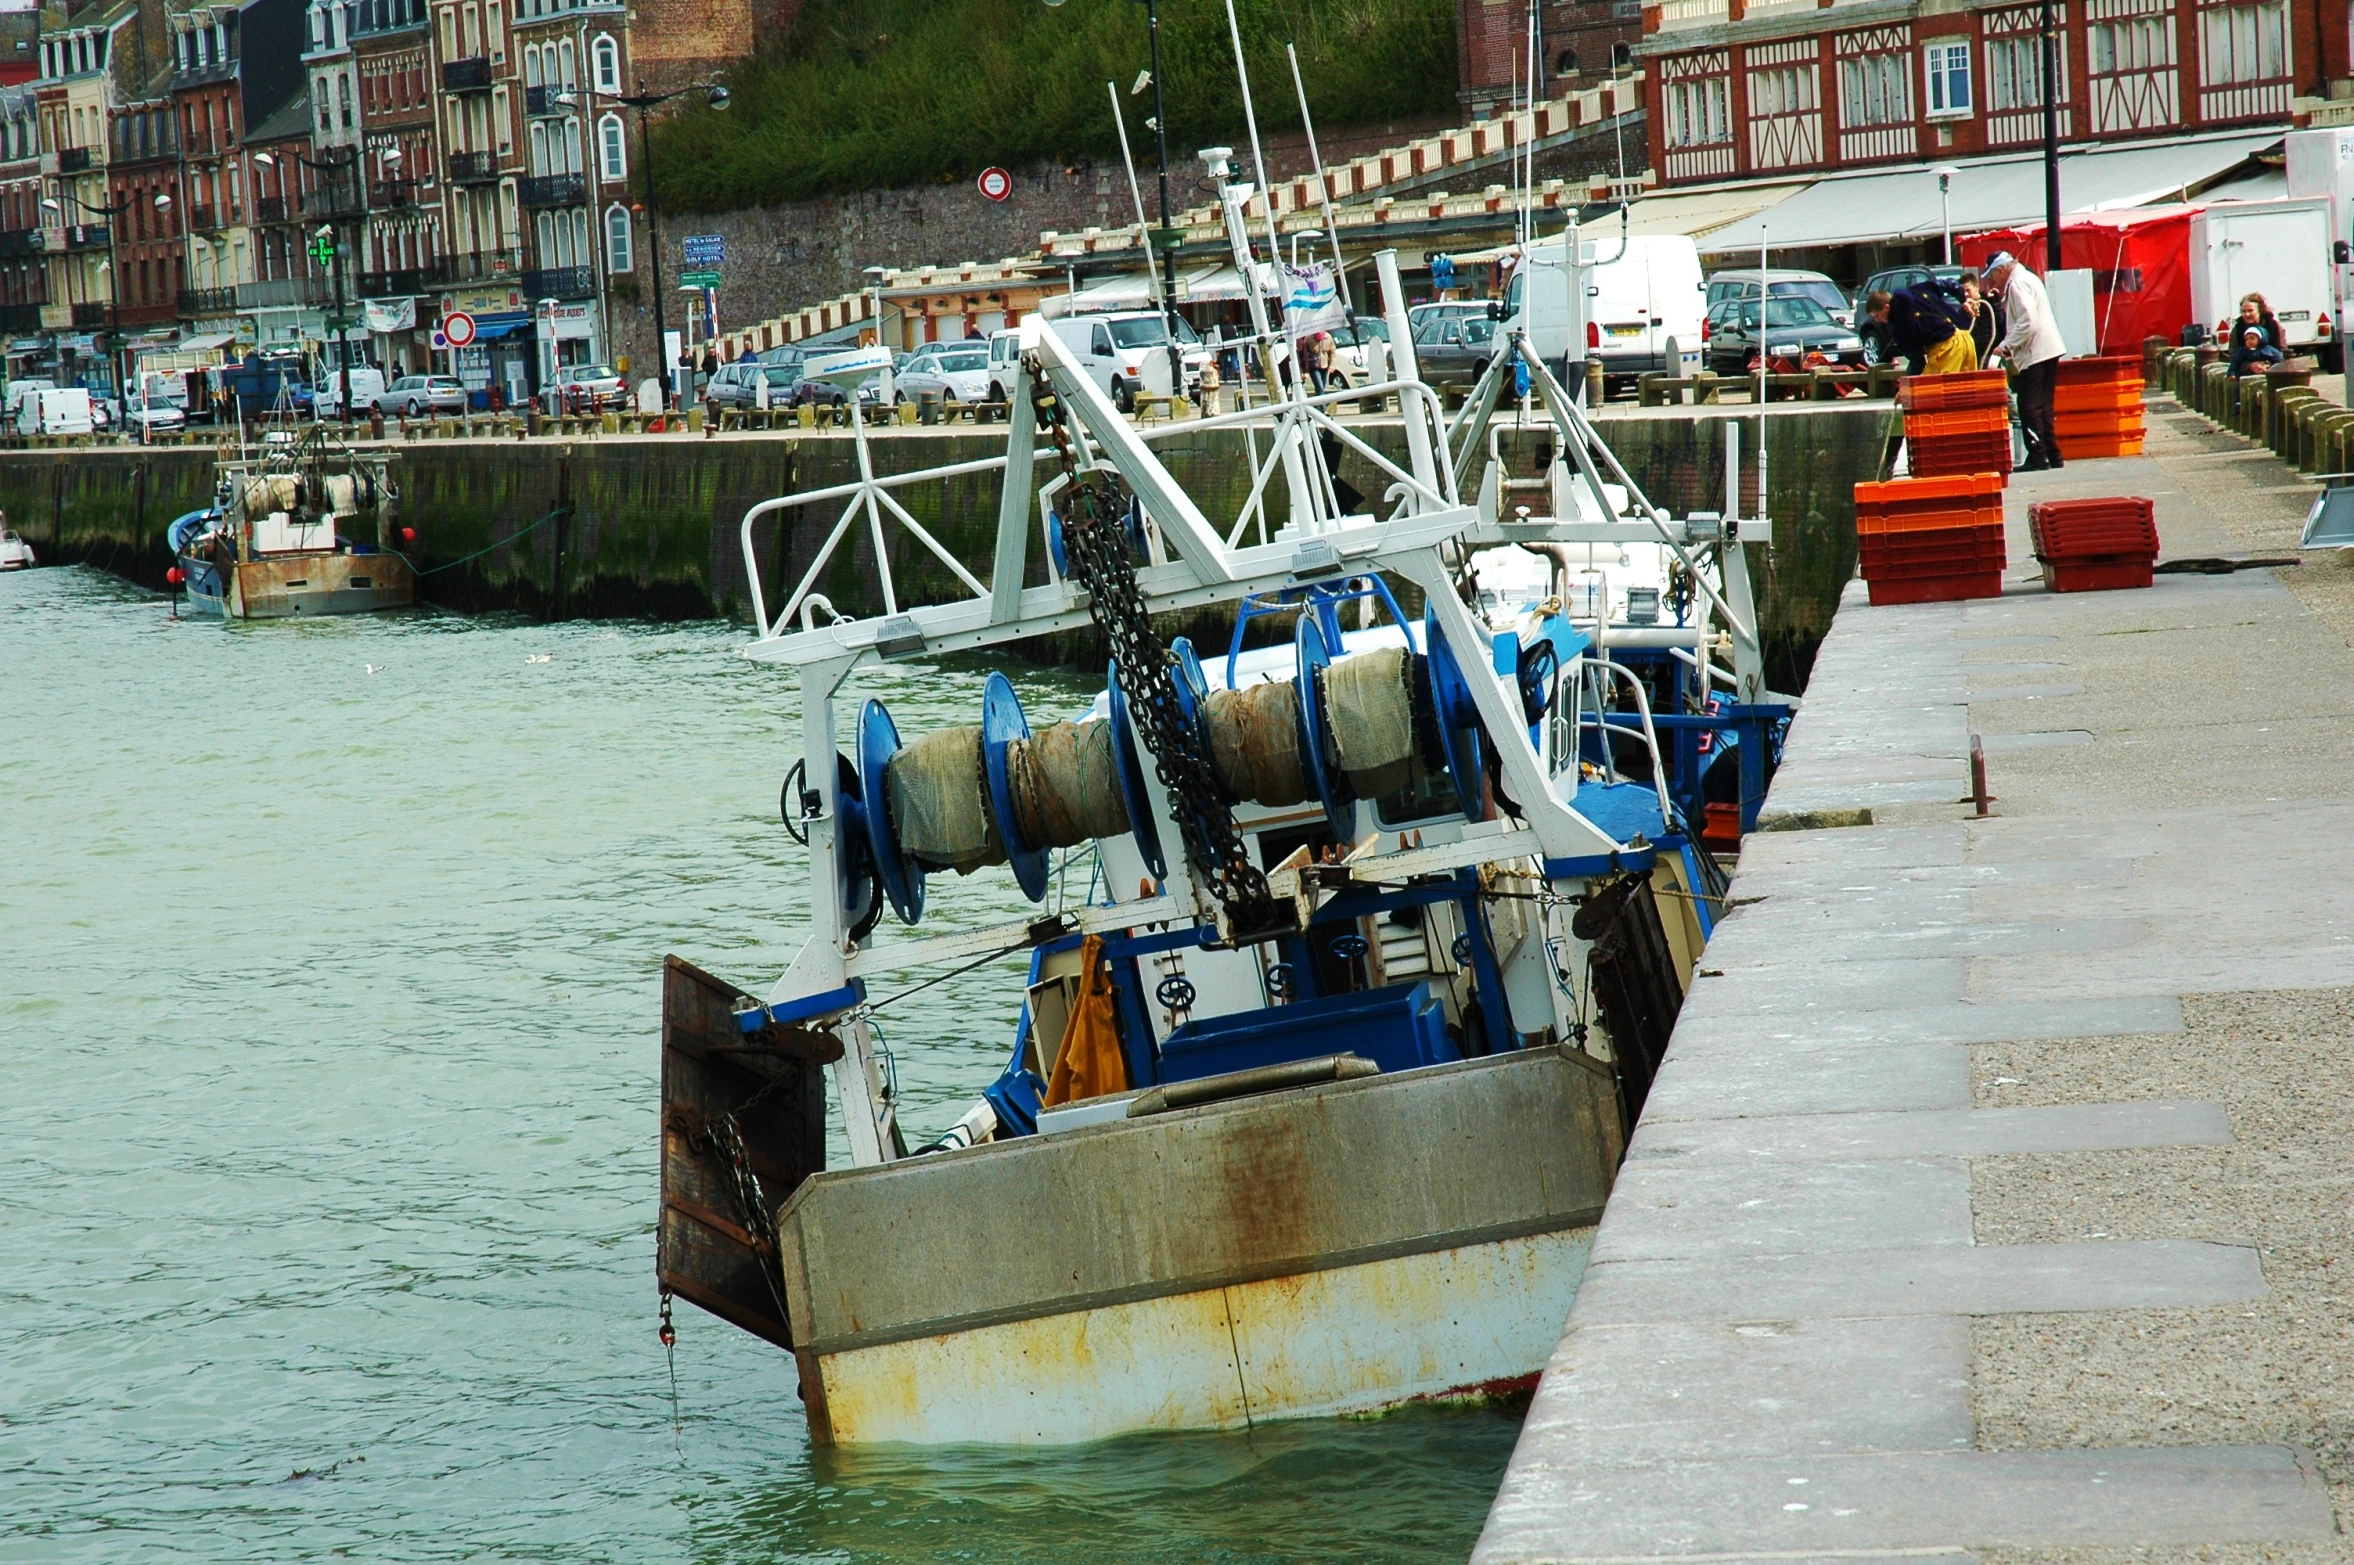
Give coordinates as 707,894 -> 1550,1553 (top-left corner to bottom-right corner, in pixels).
1475,395 -> 2354,1561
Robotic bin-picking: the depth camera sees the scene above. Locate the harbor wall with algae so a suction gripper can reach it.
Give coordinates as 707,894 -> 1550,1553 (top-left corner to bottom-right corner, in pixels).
0,406 -> 1880,686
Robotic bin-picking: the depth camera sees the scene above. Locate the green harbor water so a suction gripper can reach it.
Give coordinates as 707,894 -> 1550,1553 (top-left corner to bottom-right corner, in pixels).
0,565 -> 1525,1563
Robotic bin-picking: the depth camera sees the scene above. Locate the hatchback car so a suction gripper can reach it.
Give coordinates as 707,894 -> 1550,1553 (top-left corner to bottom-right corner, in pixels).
1704,268 -> 1856,329
376,375 -> 469,416
702,357 -> 802,412
547,363 -> 628,412
893,340 -> 994,407
1411,312 -> 1498,384
1705,296 -> 1865,377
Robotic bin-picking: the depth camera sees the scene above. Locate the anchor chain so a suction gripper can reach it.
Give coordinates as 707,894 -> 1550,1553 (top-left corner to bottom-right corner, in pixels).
1030,365 -> 1280,937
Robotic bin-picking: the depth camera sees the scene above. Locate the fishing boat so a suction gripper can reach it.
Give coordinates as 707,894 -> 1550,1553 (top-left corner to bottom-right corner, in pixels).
656,192 -> 1795,1446
168,428 -> 410,619
0,524 -> 33,570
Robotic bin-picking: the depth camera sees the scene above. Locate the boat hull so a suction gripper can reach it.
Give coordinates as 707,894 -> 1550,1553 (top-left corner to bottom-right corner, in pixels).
179,551 -> 415,619
774,1045 -> 1623,1446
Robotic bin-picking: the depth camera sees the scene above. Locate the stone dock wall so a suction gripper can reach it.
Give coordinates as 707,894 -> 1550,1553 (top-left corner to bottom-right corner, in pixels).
1,403 -> 1881,683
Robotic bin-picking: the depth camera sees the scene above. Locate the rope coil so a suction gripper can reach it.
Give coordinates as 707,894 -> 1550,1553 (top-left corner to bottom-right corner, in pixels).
1202,680 -> 1311,806
1007,719 -> 1131,849
887,725 -> 1004,874
1322,646 -> 1419,799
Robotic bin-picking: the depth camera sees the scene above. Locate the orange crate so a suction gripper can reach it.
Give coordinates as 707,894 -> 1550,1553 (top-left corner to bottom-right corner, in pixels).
2063,436 -> 2146,458
1897,370 -> 2010,411
1904,406 -> 2010,438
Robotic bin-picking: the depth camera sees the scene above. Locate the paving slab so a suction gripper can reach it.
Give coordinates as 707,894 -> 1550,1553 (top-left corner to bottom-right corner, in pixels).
1479,408 -> 2354,1563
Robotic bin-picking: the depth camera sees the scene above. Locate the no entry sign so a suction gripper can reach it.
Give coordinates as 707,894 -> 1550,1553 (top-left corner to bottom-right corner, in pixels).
977,167 -> 1012,202
442,311 -> 477,347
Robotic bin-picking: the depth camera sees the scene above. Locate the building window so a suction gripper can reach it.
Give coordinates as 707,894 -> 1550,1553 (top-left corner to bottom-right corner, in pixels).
1924,40 -> 1972,115
2091,15 -> 2169,75
598,111 -> 624,180
1842,50 -> 1910,126
604,203 -> 631,271
1986,33 -> 2047,109
1664,76 -> 1728,145
2200,0 -> 2286,82
591,33 -> 619,93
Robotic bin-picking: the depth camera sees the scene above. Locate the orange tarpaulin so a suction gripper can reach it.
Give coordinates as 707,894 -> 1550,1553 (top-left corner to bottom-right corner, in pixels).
1043,935 -> 1130,1106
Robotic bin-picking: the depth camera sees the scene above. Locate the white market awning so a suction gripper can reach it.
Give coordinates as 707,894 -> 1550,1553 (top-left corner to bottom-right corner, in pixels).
1697,130 -> 2282,252
176,331 -> 237,352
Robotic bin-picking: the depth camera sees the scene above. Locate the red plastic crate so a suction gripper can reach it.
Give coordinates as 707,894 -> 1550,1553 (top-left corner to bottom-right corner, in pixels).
1701,801 -> 1742,850
1866,569 -> 2005,605
2042,556 -> 2155,592
2030,498 -> 2158,560
1898,369 -> 2010,411
2054,356 -> 2145,387
1905,406 -> 2010,438
1909,442 -> 2015,479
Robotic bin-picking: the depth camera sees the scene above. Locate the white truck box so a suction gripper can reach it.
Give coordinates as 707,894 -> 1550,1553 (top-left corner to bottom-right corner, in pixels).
2189,198 -> 2335,355
17,386 -> 93,436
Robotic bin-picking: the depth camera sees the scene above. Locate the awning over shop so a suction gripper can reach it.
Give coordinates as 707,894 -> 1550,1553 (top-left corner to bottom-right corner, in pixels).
176,331 -> 236,352
468,318 -> 532,342
8,337 -> 44,353
1616,181 -> 1812,240
1698,131 -> 2282,252
2197,167 -> 2290,204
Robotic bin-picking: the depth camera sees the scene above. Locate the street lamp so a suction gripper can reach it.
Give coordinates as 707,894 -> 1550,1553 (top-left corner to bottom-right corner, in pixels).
863,263 -> 891,405
1045,0 -> 1181,369
556,78 -> 729,409
255,145 -> 403,421
43,187 -> 170,411
1931,164 -> 1958,266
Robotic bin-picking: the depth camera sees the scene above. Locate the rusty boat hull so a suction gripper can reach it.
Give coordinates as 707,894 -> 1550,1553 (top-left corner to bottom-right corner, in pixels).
180,549 -> 415,619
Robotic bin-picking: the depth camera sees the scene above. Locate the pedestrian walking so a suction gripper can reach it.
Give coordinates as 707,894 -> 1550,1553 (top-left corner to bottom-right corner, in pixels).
1981,251 -> 2068,470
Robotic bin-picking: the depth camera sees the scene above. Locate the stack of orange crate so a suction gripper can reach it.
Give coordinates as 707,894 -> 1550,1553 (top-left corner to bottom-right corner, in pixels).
1854,472 -> 2008,605
1899,369 -> 2013,480
2029,496 -> 2159,592
2053,357 -> 2146,458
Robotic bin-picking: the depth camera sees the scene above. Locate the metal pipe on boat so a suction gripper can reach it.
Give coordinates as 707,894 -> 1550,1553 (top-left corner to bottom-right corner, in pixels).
1376,249 -> 1437,503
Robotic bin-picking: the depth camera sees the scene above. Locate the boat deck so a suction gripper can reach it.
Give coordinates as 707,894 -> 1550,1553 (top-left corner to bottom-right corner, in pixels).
1476,399 -> 2354,1559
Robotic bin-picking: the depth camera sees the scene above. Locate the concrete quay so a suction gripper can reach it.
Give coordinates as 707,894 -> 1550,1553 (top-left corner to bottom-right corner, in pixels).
1477,398 -> 2354,1561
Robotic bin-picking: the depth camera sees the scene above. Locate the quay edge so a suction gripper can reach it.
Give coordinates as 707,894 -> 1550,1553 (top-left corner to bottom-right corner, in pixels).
0,406 -> 1879,683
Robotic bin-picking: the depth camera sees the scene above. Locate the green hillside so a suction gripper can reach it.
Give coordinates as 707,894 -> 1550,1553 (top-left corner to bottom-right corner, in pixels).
650,0 -> 1458,212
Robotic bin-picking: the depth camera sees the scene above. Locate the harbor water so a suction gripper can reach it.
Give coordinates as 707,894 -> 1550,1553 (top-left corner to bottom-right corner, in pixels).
0,565 -> 1523,1563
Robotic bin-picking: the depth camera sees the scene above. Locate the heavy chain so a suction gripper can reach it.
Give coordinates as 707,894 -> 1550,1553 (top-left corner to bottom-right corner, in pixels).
1031,367 -> 1279,935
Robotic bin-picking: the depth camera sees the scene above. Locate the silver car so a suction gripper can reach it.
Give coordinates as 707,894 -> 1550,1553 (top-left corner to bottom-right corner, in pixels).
376,375 -> 470,416
892,341 -> 993,408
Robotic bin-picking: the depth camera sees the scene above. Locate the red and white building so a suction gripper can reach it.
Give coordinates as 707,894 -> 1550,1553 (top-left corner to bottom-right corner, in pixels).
1639,0 -> 2337,187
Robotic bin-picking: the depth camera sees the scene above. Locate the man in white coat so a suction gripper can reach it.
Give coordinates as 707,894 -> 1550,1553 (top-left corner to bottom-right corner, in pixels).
1981,250 -> 2068,470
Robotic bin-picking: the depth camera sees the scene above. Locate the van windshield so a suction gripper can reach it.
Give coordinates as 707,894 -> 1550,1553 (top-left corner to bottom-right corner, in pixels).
1107,317 -> 1169,349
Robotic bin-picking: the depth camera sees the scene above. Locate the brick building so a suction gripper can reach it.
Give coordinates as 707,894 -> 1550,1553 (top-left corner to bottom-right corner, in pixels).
1460,0 -> 1644,118
1639,0 -> 2342,188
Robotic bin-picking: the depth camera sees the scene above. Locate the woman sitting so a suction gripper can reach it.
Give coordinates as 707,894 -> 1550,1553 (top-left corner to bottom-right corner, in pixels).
2224,293 -> 2285,377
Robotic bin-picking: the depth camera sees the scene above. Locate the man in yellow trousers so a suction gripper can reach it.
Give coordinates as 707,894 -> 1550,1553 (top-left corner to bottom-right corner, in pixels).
1864,280 -> 1980,376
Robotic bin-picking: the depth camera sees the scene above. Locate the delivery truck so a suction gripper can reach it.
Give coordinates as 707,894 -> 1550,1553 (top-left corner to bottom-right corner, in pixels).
2191,197 -> 2337,368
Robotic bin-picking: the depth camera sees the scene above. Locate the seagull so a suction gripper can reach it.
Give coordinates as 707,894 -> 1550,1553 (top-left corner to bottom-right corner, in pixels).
526,653 -> 552,664
365,663 -> 380,675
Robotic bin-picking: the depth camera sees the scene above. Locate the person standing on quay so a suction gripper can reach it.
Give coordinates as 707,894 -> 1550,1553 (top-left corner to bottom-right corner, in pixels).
1982,251 -> 2068,470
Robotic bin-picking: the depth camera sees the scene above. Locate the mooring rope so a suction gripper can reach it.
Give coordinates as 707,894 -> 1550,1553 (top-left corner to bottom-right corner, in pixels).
1006,719 -> 1131,848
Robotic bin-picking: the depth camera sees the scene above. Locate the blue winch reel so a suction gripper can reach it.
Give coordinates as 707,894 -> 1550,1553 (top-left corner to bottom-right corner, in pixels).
980,672 -> 1051,902
858,696 -> 927,926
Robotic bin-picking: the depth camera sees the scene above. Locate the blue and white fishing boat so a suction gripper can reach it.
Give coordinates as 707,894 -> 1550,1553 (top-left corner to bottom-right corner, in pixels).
656,198 -> 1795,1446
169,430 -> 410,619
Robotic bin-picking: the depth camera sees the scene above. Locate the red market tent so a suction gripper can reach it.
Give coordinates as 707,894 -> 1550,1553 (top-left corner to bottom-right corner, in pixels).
1960,205 -> 2198,358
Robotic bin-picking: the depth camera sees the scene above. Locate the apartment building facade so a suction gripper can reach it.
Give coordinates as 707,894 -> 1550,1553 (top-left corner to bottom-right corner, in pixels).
1,0 -> 758,402
1640,0 -> 2343,186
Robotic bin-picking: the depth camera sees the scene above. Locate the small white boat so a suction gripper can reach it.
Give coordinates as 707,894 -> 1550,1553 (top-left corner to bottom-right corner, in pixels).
0,526 -> 34,570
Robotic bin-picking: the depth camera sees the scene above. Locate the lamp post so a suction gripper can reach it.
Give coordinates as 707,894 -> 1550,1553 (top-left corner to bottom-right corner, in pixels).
43,186 -> 171,415
864,263 -> 891,406
2040,0 -> 2061,273
558,78 -> 730,410
255,144 -> 402,421
1049,0 -> 1180,371
1931,164 -> 1957,266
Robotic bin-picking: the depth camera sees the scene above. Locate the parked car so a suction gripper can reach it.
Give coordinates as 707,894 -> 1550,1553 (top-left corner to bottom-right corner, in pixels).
1411,312 -> 1498,384
1047,311 -> 1175,410
375,375 -> 469,416
121,389 -> 186,436
893,340 -> 994,407
311,367 -> 387,419
547,362 -> 629,412
1705,296 -> 1865,378
1329,315 -> 1392,386
1853,264 -> 1975,363
1408,300 -> 1494,337
1705,268 -> 1856,329
788,362 -> 888,410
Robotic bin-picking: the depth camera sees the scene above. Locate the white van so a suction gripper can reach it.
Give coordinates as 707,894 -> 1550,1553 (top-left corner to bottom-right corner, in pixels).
986,328 -> 1023,403
1047,312 -> 1176,410
17,386 -> 93,436
1503,230 -> 1705,396
312,367 -> 387,419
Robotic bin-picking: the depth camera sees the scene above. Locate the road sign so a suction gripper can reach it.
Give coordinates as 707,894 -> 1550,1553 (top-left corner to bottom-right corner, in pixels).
683,233 -> 724,266
442,311 -> 476,347
977,167 -> 1013,202
680,269 -> 721,289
